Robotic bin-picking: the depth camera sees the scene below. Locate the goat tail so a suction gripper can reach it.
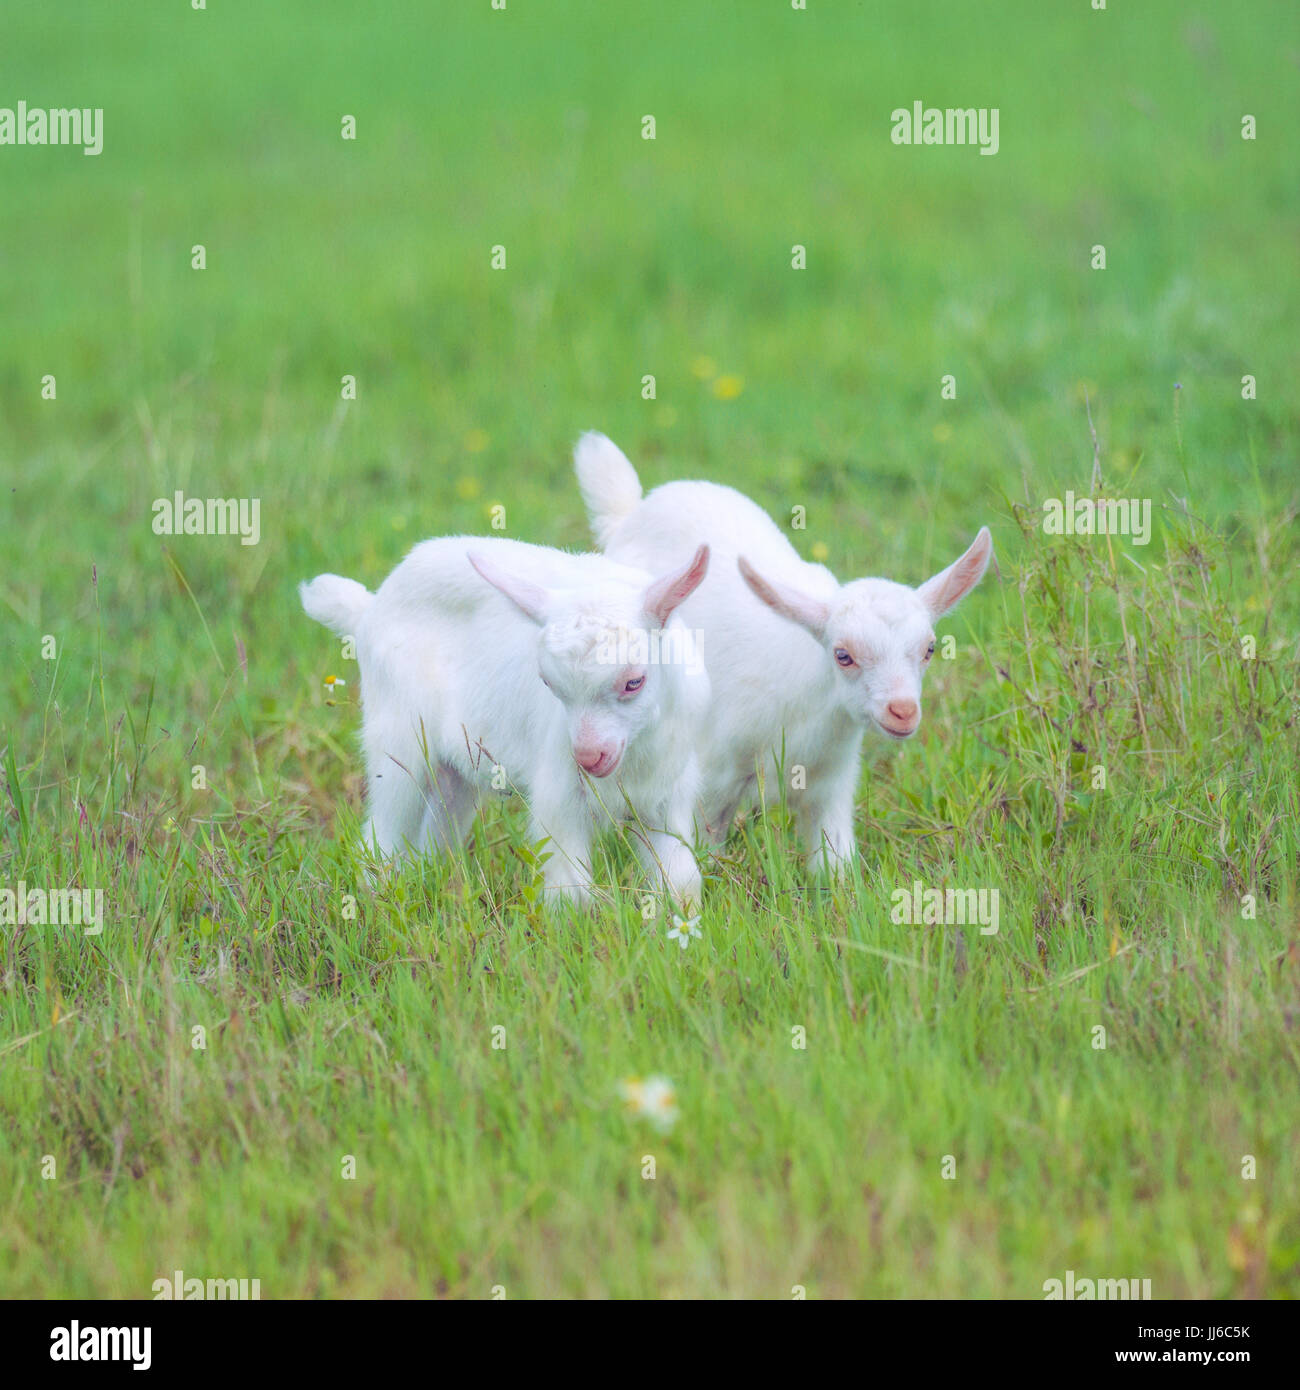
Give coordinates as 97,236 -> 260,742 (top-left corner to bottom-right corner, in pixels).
574,432 -> 643,548
299,573 -> 373,637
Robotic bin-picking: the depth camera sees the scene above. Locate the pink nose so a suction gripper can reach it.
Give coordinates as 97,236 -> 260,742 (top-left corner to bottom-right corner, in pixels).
886,699 -> 919,726
574,746 -> 612,775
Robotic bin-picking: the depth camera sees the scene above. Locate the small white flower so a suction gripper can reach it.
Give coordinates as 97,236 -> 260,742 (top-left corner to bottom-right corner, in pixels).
666,914 -> 702,950
620,1075 -> 679,1132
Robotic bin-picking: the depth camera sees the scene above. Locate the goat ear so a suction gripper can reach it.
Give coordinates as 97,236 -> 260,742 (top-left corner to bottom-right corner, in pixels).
467,552 -> 551,625
737,556 -> 831,640
643,544 -> 709,628
915,526 -> 993,618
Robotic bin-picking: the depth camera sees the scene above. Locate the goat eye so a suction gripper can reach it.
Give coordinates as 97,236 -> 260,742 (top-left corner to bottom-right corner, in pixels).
834,648 -> 854,667
623,675 -> 645,694
925,642 -> 936,661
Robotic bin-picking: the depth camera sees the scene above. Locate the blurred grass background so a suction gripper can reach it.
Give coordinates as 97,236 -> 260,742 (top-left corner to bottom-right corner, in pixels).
1,1 -> 1298,1298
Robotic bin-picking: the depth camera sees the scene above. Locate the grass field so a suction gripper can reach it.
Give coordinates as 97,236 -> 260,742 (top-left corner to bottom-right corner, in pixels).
2,1 -> 1298,1298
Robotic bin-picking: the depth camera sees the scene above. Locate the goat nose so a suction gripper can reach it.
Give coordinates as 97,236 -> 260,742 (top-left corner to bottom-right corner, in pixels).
887,699 -> 919,725
574,747 -> 605,773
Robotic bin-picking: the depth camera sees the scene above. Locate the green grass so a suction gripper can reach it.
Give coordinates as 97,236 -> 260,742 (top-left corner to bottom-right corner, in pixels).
1,0 -> 1298,1297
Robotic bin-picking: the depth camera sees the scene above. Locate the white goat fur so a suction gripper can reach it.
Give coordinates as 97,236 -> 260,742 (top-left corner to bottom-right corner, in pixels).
300,535 -> 711,907
575,433 -> 993,874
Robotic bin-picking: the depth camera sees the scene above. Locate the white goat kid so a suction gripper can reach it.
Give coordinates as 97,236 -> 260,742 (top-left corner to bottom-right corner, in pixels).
576,433 -> 992,876
300,536 -> 711,908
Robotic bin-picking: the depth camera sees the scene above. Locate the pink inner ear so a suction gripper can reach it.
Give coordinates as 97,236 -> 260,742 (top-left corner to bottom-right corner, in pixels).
738,556 -> 831,638
644,544 -> 710,627
918,527 -> 992,617
467,552 -> 550,624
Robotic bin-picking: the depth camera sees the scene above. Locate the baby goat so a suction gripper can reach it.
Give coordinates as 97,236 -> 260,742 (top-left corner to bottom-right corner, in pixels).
300,536 -> 711,908
576,433 -> 992,876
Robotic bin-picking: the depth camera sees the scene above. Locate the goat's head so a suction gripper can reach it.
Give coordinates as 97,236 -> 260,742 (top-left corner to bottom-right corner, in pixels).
468,545 -> 709,777
738,527 -> 992,739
